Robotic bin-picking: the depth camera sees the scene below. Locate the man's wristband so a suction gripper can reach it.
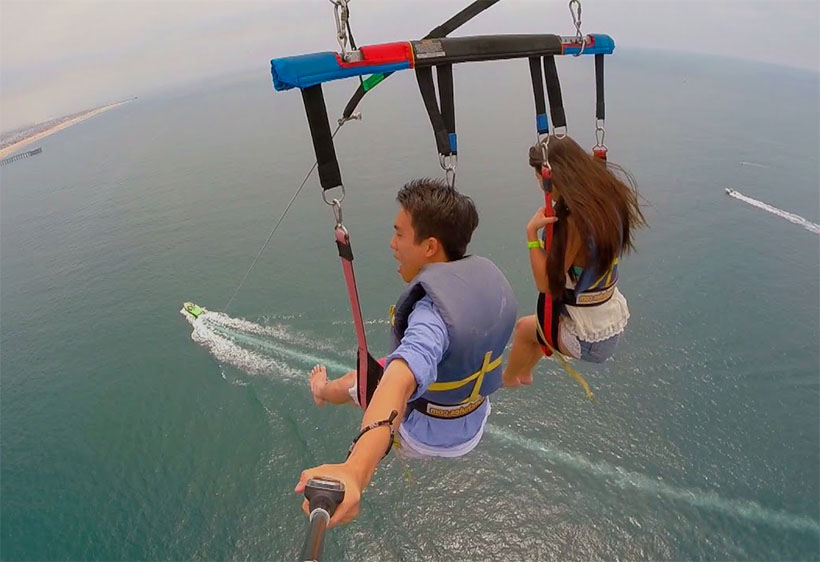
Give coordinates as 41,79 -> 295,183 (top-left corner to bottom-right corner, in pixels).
527,240 -> 543,249
346,410 -> 398,460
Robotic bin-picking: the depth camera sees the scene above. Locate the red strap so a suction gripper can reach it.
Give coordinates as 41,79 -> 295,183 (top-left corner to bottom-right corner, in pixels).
335,227 -> 373,409
540,187 -> 557,356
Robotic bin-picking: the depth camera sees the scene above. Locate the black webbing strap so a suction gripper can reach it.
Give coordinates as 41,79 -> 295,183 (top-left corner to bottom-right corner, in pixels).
409,396 -> 486,419
427,0 -> 502,38
341,88 -> 367,121
437,64 -> 456,151
301,85 -> 342,190
363,352 -> 384,408
341,0 -> 501,119
529,57 -> 548,134
416,66 -> 456,157
595,53 -> 605,120
542,56 -> 566,129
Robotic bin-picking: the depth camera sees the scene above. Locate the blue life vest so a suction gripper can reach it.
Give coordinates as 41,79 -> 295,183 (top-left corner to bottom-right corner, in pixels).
390,256 -> 517,418
564,238 -> 619,307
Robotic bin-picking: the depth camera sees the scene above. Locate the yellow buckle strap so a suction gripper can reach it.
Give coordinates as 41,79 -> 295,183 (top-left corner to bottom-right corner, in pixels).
426,351 -> 502,402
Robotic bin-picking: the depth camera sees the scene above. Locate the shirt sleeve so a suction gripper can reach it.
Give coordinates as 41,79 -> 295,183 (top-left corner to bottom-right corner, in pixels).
384,295 -> 449,402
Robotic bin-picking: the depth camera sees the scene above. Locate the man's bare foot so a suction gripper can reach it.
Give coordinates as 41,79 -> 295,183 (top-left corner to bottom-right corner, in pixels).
309,365 -> 328,406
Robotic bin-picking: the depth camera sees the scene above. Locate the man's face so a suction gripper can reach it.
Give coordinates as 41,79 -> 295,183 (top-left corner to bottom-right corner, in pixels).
390,206 -> 431,282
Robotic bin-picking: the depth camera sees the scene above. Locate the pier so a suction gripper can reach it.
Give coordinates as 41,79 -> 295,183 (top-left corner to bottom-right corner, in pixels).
0,147 -> 42,166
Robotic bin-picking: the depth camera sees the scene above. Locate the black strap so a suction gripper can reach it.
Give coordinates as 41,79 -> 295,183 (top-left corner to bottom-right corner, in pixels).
561,286 -> 615,307
409,396 -> 485,419
542,56 -> 566,129
335,237 -> 354,261
346,12 -> 357,51
595,53 -> 605,120
437,64 -> 456,151
347,410 -> 398,460
342,0 -> 501,119
300,85 -> 342,190
536,291 -> 562,354
427,0 -> 501,38
363,352 -> 384,407
528,57 -> 548,135
416,66 -> 456,157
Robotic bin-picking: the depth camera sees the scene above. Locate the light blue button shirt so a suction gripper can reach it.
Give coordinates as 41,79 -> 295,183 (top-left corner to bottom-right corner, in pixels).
384,295 -> 491,450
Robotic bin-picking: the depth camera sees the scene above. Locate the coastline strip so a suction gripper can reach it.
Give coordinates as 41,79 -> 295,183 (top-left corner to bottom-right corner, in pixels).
0,101 -> 133,159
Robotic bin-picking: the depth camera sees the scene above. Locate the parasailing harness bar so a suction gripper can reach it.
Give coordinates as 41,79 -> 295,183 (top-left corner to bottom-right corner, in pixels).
271,0 -> 613,410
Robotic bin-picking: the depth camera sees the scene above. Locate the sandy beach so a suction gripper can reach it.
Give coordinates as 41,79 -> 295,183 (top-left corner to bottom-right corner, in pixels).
0,100 -> 134,159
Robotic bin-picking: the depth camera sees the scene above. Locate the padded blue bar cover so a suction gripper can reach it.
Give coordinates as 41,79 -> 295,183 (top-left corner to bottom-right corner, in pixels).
563,34 -> 615,56
272,52 -> 411,91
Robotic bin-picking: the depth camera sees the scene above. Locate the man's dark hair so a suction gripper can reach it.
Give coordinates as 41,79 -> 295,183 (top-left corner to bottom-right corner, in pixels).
396,178 -> 479,261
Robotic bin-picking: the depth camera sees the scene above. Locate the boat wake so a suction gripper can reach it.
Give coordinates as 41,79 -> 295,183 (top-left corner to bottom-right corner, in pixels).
181,308 -> 352,379
178,306 -> 820,535
726,189 -> 820,234
488,425 -> 820,535
739,161 -> 770,169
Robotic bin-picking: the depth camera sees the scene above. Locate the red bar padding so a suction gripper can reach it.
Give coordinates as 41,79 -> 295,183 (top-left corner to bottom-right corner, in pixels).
336,42 -> 414,69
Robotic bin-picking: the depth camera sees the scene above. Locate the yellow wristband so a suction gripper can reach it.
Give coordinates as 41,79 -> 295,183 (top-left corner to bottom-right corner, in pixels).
527,240 -> 542,249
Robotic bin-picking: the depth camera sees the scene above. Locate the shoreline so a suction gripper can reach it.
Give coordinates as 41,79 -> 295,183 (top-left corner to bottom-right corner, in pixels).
0,100 -> 135,159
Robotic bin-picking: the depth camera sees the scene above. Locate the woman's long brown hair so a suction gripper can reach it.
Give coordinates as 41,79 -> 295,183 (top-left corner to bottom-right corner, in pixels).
533,136 -> 646,296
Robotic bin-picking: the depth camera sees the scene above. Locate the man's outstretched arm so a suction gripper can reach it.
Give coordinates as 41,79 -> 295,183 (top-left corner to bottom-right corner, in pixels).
295,296 -> 447,526
295,360 -> 416,526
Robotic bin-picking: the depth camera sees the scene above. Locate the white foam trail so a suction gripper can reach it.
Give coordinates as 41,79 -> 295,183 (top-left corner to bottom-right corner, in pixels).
181,309 -> 352,378
727,189 -> 820,234
486,425 -> 820,535
331,318 -> 390,326
204,311 -> 339,352
739,161 -> 770,169
180,308 -> 819,535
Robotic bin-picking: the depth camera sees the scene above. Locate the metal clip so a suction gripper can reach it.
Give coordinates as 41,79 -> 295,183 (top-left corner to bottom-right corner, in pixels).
337,112 -> 362,127
321,184 -> 346,207
568,0 -> 586,56
331,198 -> 343,228
439,153 -> 458,188
594,118 -> 606,148
329,0 -> 350,59
538,134 -> 551,167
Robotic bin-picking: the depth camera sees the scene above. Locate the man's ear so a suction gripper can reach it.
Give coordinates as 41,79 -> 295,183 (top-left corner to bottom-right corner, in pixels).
425,237 -> 440,258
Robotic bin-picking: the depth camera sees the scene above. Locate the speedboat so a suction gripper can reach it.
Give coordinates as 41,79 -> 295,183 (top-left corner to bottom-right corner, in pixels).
182,301 -> 206,320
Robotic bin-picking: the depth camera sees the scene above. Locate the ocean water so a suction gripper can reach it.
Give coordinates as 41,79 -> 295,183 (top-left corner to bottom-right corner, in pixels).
1,49 -> 818,561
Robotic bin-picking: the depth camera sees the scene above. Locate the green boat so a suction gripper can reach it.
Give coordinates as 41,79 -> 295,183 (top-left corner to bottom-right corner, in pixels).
183,301 -> 205,319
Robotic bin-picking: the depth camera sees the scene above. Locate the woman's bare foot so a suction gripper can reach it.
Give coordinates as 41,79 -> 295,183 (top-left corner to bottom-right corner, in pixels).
309,365 -> 328,406
503,376 -> 521,388
503,372 -> 533,387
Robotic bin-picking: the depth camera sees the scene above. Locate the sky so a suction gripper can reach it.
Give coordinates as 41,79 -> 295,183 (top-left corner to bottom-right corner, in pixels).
1,0 -> 818,133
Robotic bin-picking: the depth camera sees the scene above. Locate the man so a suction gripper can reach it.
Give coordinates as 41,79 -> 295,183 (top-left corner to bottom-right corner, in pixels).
295,178 -> 517,526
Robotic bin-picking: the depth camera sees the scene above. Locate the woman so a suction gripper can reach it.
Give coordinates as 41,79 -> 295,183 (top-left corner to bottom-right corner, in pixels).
503,136 -> 645,387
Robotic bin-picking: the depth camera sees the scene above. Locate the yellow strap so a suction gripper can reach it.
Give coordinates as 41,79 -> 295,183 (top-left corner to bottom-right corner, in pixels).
544,339 -> 595,400
427,351 -> 502,399
588,257 -> 619,290
534,299 -> 593,398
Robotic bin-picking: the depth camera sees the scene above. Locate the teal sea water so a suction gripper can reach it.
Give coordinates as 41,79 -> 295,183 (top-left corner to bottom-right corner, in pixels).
2,50 -> 818,561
